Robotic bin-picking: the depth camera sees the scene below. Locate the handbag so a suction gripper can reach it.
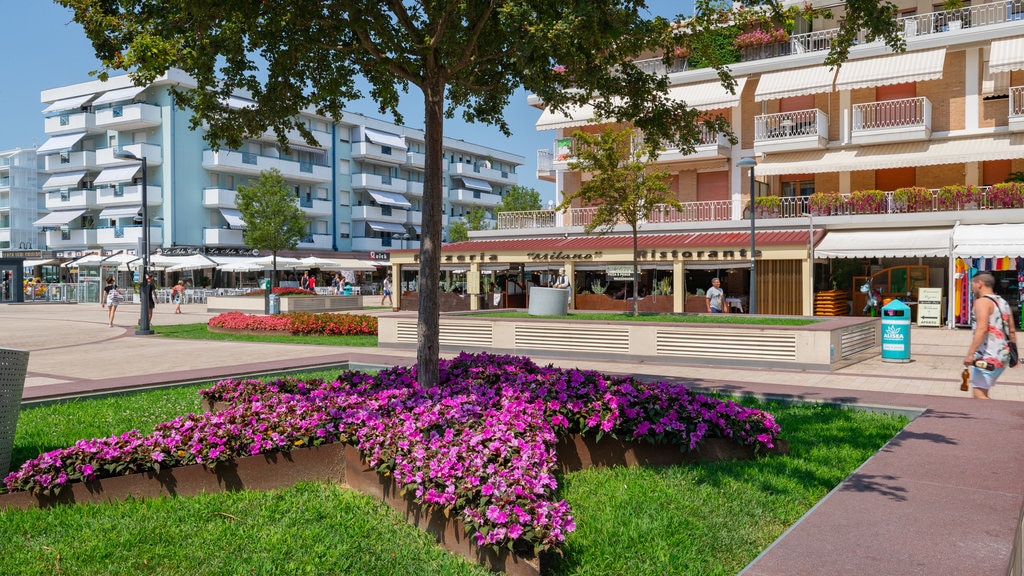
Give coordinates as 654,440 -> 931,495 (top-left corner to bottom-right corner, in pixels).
985,295 -> 1018,368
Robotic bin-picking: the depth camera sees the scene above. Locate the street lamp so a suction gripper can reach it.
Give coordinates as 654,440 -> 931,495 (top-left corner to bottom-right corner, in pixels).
113,149 -> 153,335
736,157 -> 758,314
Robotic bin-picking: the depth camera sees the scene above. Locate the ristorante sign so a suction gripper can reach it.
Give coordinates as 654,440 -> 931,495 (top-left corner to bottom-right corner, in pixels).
414,247 -> 761,264
637,248 -> 762,260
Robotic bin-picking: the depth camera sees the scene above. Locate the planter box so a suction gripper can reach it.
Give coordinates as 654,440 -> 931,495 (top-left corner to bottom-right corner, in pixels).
574,293 -> 674,313
0,347 -> 29,477
206,295 -> 361,314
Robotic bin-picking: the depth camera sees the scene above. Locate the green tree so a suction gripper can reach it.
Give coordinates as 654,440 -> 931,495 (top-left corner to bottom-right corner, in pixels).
234,169 -> 308,288
496,185 -> 544,213
446,207 -> 490,243
59,0 -> 905,386
561,128 -> 677,316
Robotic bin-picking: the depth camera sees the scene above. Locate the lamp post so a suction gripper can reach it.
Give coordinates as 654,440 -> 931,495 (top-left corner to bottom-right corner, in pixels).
736,157 -> 757,314
113,149 -> 152,335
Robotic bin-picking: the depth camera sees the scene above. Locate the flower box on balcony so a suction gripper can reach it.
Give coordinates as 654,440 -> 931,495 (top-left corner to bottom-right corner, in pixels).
938,184 -> 978,210
849,189 -> 886,214
893,186 -> 933,213
987,183 -> 1024,209
808,192 -> 845,216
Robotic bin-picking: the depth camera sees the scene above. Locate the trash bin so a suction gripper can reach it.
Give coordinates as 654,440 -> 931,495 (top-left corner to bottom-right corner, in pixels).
881,299 -> 911,363
269,293 -> 280,315
0,347 -> 29,476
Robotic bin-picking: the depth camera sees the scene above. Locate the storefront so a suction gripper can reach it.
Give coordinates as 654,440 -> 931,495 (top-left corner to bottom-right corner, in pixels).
952,223 -> 1024,327
388,229 -> 821,315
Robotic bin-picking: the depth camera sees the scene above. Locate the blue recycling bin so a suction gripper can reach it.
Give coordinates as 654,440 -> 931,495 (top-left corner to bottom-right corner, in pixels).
268,293 -> 280,315
880,300 -> 911,363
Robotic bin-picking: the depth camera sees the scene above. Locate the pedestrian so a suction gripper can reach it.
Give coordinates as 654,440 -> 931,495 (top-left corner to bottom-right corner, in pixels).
381,274 -> 393,306
331,273 -> 341,295
963,272 -> 1018,399
706,277 -> 725,313
300,271 -> 310,291
171,280 -> 186,314
552,267 -> 572,306
102,276 -> 123,327
142,274 -> 157,325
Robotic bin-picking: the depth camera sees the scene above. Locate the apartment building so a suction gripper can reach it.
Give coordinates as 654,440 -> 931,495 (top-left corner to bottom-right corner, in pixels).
33,69 -> 523,261
0,149 -> 43,252
481,0 -> 1024,322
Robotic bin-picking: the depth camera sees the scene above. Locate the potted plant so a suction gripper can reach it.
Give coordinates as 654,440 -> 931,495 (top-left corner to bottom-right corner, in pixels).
937,184 -> 978,210
849,189 -> 886,214
893,186 -> 933,212
807,191 -> 845,216
987,182 -> 1024,209
753,195 -> 782,218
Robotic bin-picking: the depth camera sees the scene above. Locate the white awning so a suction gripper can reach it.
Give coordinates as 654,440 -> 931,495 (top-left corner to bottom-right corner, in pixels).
459,177 -> 492,192
755,133 -> 1024,176
990,37 -> 1024,73
219,208 -> 246,228
368,190 -> 412,209
22,259 -> 57,267
91,86 -> 147,106
668,78 -> 746,110
363,128 -> 407,150
814,228 -> 952,258
755,65 -> 840,102
98,206 -> 142,220
42,94 -> 95,114
367,221 -> 408,234
33,209 -> 86,227
42,170 -> 88,189
93,165 -> 141,185
954,224 -> 1024,258
535,103 -> 596,131
223,96 -> 257,109
835,48 -> 946,91
36,132 -> 86,154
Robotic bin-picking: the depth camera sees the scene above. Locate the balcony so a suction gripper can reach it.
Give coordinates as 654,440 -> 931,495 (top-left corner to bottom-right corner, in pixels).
660,128 -> 733,161
351,205 -> 408,224
496,210 -> 558,230
298,197 -> 332,216
754,109 -> 829,154
45,188 -> 96,211
1010,86 -> 1024,133
351,236 -> 392,252
44,228 -> 97,248
202,187 -> 237,208
405,150 -> 426,168
202,149 -> 331,183
851,97 -> 931,145
94,103 -> 162,131
96,225 -> 163,247
449,187 -> 501,207
262,126 -> 332,149
352,172 -> 408,194
449,162 -> 517,185
43,150 -> 95,172
406,180 -> 424,197
95,184 -> 163,207
406,211 -> 422,227
204,227 -> 245,247
96,143 -> 163,166
537,149 -> 556,182
351,141 -> 406,165
44,112 -> 97,136
297,233 -> 333,250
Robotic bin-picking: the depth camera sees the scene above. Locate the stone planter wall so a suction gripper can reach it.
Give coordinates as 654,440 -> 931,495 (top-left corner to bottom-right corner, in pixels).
0,347 -> 29,476
206,295 -> 361,314
574,293 -> 674,313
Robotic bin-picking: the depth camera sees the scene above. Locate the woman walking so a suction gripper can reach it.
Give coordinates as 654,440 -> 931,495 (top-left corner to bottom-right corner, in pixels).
171,280 -> 186,314
102,276 -> 123,327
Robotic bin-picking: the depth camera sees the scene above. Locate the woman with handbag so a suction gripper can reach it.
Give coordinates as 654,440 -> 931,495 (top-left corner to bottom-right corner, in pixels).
963,272 -> 1018,399
102,276 -> 124,328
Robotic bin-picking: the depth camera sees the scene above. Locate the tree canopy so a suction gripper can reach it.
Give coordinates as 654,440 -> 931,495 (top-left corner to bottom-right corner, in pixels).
496,185 -> 544,213
446,207 -> 491,243
561,127 -> 676,316
59,0 -> 905,384
234,168 -> 308,284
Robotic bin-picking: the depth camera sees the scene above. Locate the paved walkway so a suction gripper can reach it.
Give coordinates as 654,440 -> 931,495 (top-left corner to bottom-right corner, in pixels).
2,301 -> 1023,575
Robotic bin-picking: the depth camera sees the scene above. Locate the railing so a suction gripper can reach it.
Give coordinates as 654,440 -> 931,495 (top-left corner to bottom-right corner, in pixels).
754,108 -> 825,141
1012,86 -> 1024,117
496,210 -> 558,229
852,97 -> 930,131
22,282 -> 89,304
537,149 -> 554,172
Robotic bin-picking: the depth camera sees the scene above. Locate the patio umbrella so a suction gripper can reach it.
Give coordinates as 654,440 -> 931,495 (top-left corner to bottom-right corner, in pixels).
63,254 -> 107,268
217,261 -> 266,273
289,256 -> 376,271
101,251 -> 141,272
247,255 -> 303,268
164,253 -> 221,272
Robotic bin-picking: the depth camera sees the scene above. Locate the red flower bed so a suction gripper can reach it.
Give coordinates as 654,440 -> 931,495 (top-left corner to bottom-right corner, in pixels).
208,311 -> 378,336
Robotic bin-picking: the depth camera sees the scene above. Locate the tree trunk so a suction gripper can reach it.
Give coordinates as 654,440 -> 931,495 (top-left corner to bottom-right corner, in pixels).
416,74 -> 445,388
631,229 -> 639,316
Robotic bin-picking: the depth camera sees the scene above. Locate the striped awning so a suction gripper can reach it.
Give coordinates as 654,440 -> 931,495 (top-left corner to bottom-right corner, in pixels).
989,37 -> 1024,73
42,94 -> 95,114
535,103 -> 596,131
33,210 -> 85,227
815,228 -> 952,259
42,170 -> 88,189
36,132 -> 86,154
954,224 -> 1024,258
835,48 -> 946,91
368,190 -> 412,209
91,86 -> 147,106
363,129 -> 407,149
755,133 -> 1024,176
93,165 -> 141,185
668,78 -> 746,110
459,177 -> 492,192
755,65 -> 840,102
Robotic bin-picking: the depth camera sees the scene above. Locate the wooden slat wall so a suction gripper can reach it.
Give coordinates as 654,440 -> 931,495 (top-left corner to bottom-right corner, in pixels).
758,260 -> 804,316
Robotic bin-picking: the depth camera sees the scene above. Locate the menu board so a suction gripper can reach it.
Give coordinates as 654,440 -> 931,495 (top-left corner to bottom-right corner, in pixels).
917,287 -> 943,327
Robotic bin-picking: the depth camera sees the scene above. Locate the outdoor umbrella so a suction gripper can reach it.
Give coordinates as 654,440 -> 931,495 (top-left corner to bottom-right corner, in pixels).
101,251 -> 141,272
164,253 -> 221,272
289,256 -> 376,272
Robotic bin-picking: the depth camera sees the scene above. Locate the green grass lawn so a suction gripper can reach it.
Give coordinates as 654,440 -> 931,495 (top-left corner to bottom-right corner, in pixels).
474,310 -> 820,326
1,377 -> 908,575
154,323 -> 378,347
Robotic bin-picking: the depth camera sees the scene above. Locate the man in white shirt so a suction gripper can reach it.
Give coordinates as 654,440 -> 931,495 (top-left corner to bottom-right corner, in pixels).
706,277 -> 725,313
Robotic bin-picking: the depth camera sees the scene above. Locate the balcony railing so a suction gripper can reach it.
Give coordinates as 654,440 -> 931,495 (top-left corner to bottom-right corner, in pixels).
853,97 -> 930,131
754,109 -> 826,141
1011,87 -> 1024,132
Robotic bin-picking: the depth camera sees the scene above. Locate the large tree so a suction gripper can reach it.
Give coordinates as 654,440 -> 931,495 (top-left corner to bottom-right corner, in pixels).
496,185 -> 544,213
59,0 -> 904,385
561,127 -> 676,316
234,168 -> 308,288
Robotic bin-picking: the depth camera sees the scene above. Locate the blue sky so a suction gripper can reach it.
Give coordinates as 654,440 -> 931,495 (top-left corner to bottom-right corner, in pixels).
0,1 -> 692,204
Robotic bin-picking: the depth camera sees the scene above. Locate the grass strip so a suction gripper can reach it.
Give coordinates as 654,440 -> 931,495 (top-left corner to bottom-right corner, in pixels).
153,323 -> 378,347
3,375 -> 907,575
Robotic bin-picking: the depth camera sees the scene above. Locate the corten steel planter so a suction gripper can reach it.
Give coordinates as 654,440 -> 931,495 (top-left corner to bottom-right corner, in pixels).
0,347 -> 29,477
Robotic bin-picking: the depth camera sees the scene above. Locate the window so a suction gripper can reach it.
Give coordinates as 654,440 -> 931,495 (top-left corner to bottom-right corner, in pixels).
60,152 -> 71,164
381,146 -> 392,155
59,114 -> 70,126
382,205 -> 393,217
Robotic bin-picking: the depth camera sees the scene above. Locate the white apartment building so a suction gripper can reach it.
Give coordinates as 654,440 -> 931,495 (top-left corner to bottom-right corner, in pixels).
0,149 -> 43,252
33,69 -> 523,260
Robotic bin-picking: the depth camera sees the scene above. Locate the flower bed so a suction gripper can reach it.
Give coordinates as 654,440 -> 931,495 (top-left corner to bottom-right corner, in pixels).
207,311 -> 378,336
3,353 -> 781,561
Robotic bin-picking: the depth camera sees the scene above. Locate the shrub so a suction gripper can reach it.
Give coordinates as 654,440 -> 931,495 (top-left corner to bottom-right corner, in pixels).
733,28 -> 789,49
208,311 -> 378,336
